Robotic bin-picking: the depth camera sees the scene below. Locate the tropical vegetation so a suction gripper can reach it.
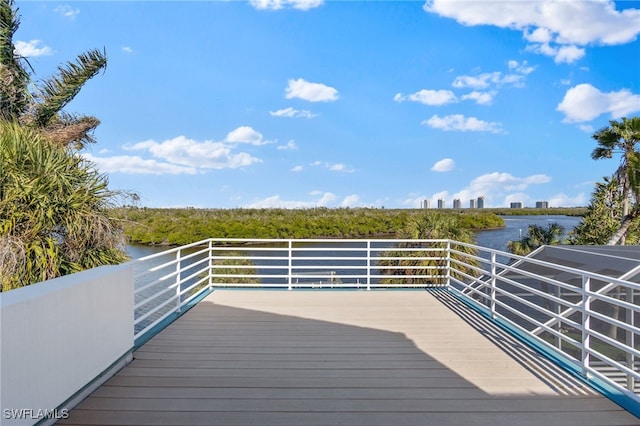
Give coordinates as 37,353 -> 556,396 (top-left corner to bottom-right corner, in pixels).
378,211 -> 479,285
507,223 -> 566,256
570,175 -> 639,245
113,207 -> 504,245
589,117 -> 640,245
0,0 -> 127,291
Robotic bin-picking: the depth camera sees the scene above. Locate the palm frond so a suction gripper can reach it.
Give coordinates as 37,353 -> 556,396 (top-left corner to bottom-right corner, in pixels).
32,48 -> 107,127
41,112 -> 101,148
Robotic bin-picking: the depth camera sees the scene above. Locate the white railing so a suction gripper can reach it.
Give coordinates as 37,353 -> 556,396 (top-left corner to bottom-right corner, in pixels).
131,238 -> 640,413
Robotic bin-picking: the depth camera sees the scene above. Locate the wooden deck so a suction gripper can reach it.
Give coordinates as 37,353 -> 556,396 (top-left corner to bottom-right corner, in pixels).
59,290 -> 640,426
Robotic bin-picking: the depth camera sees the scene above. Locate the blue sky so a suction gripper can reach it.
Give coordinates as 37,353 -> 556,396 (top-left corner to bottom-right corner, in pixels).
15,0 -> 640,208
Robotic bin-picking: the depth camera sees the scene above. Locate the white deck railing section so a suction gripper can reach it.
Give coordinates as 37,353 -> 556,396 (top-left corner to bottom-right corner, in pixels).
132,238 -> 640,410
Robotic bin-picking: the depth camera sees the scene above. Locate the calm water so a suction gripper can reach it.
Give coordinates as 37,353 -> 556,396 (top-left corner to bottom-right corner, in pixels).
126,215 -> 583,259
475,215 -> 582,252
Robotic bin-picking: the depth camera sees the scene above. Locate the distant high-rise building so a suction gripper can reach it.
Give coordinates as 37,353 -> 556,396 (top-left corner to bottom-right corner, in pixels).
477,196 -> 485,209
437,199 -> 445,209
536,201 -> 549,209
453,199 -> 461,209
470,199 -> 477,209
422,199 -> 431,209
510,202 -> 523,209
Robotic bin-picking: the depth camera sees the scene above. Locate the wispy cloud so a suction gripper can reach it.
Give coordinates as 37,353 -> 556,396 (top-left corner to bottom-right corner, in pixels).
394,89 -> 457,106
84,153 -> 198,175
122,46 -> 134,54
311,160 -> 355,173
422,114 -> 505,133
54,5 -> 79,19
278,140 -> 298,150
270,107 -> 318,118
247,191 -> 336,208
285,78 -> 339,102
557,83 -> 640,123
250,0 -> 323,10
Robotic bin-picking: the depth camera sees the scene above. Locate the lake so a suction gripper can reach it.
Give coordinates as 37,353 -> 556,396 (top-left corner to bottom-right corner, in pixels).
474,215 -> 582,252
126,215 -> 583,259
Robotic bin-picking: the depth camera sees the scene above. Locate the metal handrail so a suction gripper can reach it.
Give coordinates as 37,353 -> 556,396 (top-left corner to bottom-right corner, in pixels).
131,238 -> 640,409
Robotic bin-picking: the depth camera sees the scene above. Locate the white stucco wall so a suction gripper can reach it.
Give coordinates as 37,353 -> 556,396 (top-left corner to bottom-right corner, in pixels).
0,264 -> 134,426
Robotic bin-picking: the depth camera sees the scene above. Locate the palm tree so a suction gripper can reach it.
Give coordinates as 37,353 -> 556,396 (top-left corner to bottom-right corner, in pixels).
0,2 -> 128,291
591,117 -> 640,245
0,0 -> 106,148
0,123 -> 128,291
508,223 -> 565,256
379,212 -> 478,285
569,176 -> 638,245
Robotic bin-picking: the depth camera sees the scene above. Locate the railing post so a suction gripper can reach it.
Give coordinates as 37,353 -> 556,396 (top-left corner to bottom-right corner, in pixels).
626,286 -> 635,391
581,274 -> 591,378
288,240 -> 293,291
490,252 -> 497,319
175,249 -> 182,313
367,240 -> 371,291
445,240 -> 451,288
208,239 -> 213,291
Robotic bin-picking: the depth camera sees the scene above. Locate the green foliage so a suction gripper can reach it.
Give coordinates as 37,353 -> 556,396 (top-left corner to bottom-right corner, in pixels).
112,207 -> 504,245
507,223 -> 565,256
0,122 -> 128,291
378,211 -> 479,285
590,116 -> 640,244
570,176 -> 640,245
210,252 -> 258,285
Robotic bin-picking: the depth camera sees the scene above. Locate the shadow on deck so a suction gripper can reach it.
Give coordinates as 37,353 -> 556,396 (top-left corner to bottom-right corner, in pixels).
58,290 -> 639,426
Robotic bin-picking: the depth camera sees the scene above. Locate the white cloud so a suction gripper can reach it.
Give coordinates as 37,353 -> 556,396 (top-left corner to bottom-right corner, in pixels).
291,165 -> 304,172
548,192 -> 588,208
434,172 -> 552,208
431,158 -> 455,172
250,0 -> 323,10
270,107 -> 317,118
394,89 -> 457,106
527,43 -> 585,64
226,126 -> 270,145
84,153 -> 198,175
246,191 -> 335,208
122,46 -> 133,54
125,135 -> 262,170
310,161 -> 354,173
14,40 -> 53,57
329,163 -> 354,173
507,60 -> 535,75
452,72 -> 501,89
341,194 -> 361,207
424,0 -> 640,62
423,114 -> 505,133
285,78 -> 339,102
277,140 -> 298,150
54,5 -> 79,19
461,91 -> 494,105
557,83 -> 640,122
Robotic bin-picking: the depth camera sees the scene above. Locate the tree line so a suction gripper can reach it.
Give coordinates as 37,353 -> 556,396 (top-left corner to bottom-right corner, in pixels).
113,207 -> 505,245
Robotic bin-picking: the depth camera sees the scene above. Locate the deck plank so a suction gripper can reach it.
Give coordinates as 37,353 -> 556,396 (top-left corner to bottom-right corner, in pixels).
59,290 -> 640,426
